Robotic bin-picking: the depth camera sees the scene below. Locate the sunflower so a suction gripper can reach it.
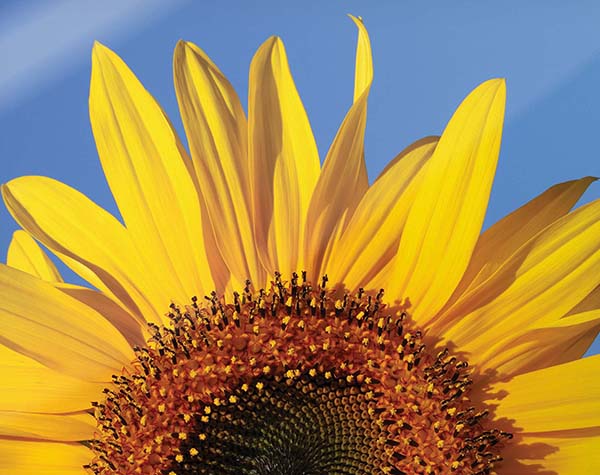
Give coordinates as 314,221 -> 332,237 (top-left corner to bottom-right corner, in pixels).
1,15 -> 599,475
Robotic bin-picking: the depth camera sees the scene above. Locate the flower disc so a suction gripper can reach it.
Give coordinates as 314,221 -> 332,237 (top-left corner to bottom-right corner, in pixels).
87,273 -> 510,475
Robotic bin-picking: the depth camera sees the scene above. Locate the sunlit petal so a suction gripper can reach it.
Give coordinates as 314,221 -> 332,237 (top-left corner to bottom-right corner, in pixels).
388,79 -> 506,322
249,37 -> 320,277
7,230 -> 63,282
305,16 -> 372,278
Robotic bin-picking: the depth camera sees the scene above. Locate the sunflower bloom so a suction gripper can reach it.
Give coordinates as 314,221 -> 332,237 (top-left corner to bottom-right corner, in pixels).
1,16 -> 599,475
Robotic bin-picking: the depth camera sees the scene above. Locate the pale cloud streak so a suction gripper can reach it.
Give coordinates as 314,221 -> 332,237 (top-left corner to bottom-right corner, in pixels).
0,0 -> 187,111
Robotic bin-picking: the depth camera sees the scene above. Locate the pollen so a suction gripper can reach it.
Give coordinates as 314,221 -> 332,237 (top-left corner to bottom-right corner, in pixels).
85,272 -> 511,475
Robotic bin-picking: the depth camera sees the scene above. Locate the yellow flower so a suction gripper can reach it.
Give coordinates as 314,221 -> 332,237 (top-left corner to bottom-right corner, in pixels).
1,16 -> 599,475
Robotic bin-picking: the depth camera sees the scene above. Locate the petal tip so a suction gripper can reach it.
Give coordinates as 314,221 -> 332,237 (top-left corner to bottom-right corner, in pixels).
1,182 -> 10,203
2,178 -> 17,193
175,39 -> 195,54
91,41 -> 111,59
256,36 -> 286,64
91,41 -> 119,74
480,77 -> 506,89
348,14 -> 365,27
470,78 -> 506,107
265,35 -> 283,49
173,39 -> 188,63
174,39 -> 185,51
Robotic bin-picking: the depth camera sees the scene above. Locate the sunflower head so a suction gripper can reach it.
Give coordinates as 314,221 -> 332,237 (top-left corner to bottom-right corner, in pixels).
0,13 -> 598,475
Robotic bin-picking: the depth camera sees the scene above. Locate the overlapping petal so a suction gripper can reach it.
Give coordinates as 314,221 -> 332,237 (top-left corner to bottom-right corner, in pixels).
248,36 -> 320,278
324,137 -> 437,290
90,42 -> 215,297
387,79 -> 506,321
479,309 -> 600,378
0,264 -> 132,381
490,355 -> 600,432
5,229 -> 146,347
57,283 -> 146,348
7,230 -> 62,283
2,176 -> 168,325
441,199 -> 600,368
502,431 -> 600,475
438,176 -> 597,317
0,345 -> 104,413
174,41 -> 263,288
0,440 -> 90,475
304,15 -> 372,279
0,412 -> 95,442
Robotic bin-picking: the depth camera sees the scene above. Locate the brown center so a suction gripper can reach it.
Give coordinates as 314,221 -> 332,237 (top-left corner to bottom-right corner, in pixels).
85,272 -> 511,475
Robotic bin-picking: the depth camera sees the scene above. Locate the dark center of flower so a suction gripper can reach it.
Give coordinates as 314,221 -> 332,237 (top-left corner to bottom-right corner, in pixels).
85,272 -> 511,475
181,373 -> 386,474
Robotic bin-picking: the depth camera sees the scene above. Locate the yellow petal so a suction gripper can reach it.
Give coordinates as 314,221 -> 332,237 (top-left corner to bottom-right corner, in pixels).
0,264 -> 132,381
480,310 -> 600,378
490,355 -> 600,432
388,79 -> 506,322
0,412 -> 95,442
0,345 -> 103,413
6,230 -> 63,282
57,283 -> 147,348
173,41 -> 263,288
90,42 -> 214,297
567,284 -> 600,316
374,136 -> 439,182
248,37 -> 320,277
442,199 -> 600,360
317,208 -> 349,286
324,137 -> 437,289
350,14 -> 373,103
2,176 -> 170,325
0,440 -> 90,475
478,285 -> 600,378
304,17 -> 372,279
442,176 -> 597,314
501,431 -> 600,475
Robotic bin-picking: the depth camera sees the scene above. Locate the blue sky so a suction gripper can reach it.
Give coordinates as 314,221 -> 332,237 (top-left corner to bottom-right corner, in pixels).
1,1 -> 599,353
